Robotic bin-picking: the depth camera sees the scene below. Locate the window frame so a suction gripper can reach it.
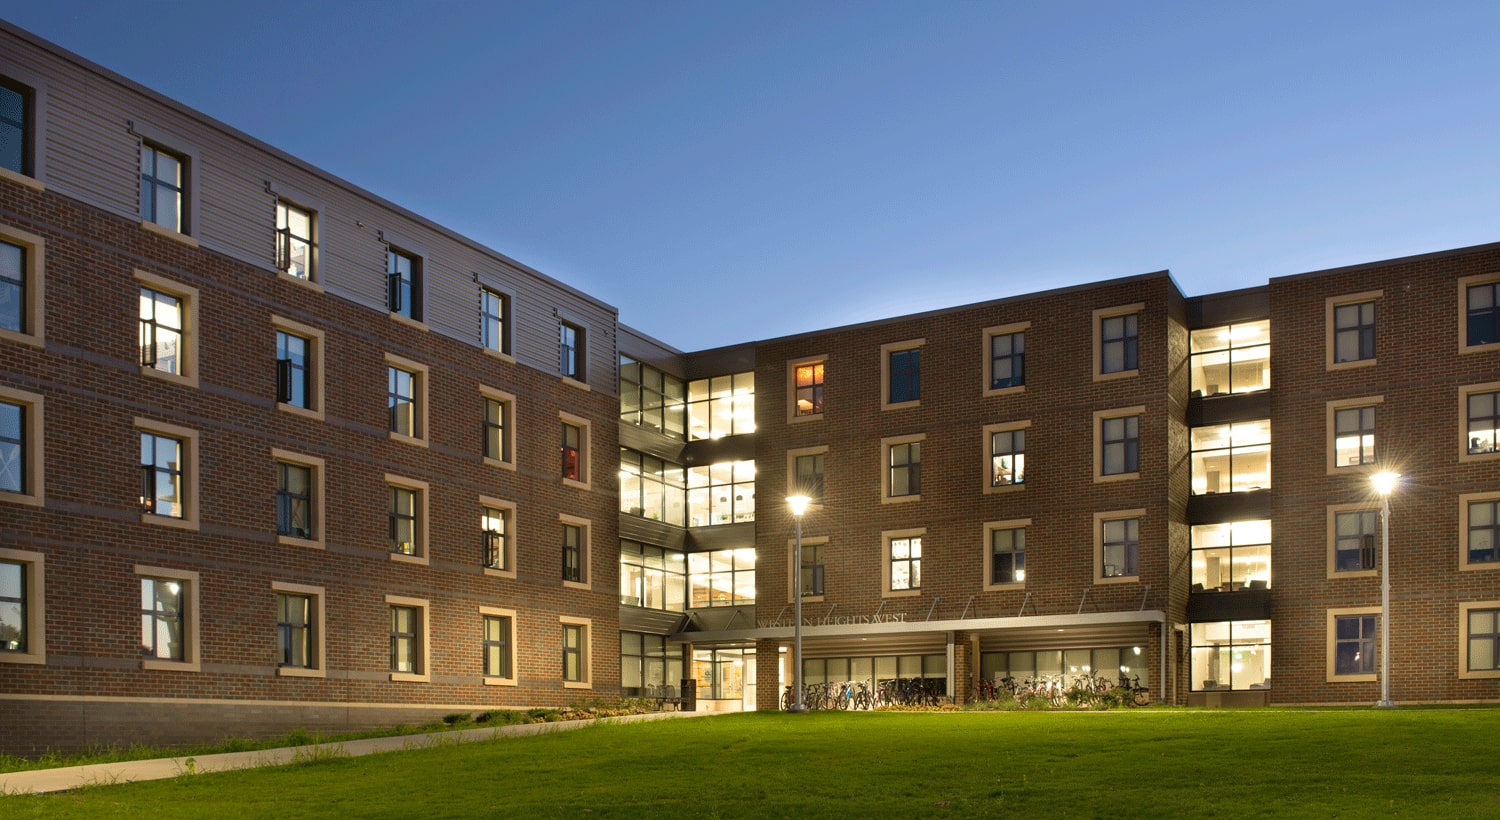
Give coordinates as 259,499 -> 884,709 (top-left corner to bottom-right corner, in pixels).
881,433 -> 925,504
1093,304 -> 1143,381
1459,380 -> 1500,463
1094,510 -> 1145,584
558,319 -> 586,385
138,139 -> 197,244
559,411 -> 591,489
272,448 -> 325,549
882,528 -> 924,598
135,269 -> 199,389
1094,407 -> 1144,483
786,535 -> 829,603
881,338 -> 924,410
137,564 -> 201,672
983,420 -> 1029,493
982,322 -> 1029,396
480,288 -> 513,360
1460,491 -> 1500,572
1326,607 -> 1379,682
1325,291 -> 1382,370
0,547 -> 45,665
0,223 -> 45,348
272,581 -> 325,678
135,418 -> 200,531
386,474 -> 430,565
1325,503 -> 1379,579
274,199 -> 318,284
1458,600 -> 1500,680
384,353 -> 430,447
480,496 -> 517,579
0,385 -> 43,507
560,514 -> 592,590
480,606 -> 519,685
786,445 -> 828,507
1325,396 -> 1383,474
1189,419 -> 1272,495
1459,273 -> 1500,355
0,66 -> 47,189
480,386 -> 517,470
386,246 -> 424,325
385,594 -> 430,683
787,355 -> 827,422
560,616 -> 592,688
272,316 -> 325,421
984,519 -> 1030,591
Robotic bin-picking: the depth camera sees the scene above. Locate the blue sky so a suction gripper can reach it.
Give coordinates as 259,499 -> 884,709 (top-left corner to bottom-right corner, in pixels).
7,1 -> 1500,350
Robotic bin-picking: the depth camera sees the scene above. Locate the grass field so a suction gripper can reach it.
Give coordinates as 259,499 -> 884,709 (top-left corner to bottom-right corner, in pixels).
6,708 -> 1499,817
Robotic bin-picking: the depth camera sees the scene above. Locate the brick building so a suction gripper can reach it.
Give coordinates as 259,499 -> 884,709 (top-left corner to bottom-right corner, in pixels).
1,21 -> 1498,753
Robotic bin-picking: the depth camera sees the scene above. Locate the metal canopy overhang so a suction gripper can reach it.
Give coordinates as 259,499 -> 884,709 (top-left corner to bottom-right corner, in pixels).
672,609 -> 1167,645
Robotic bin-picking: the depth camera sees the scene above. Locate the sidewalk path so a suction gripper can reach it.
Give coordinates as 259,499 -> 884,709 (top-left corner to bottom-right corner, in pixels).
1,710 -> 708,794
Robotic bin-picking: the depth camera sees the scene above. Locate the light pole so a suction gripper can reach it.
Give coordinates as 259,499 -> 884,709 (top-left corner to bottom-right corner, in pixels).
1372,471 -> 1399,708
787,494 -> 811,713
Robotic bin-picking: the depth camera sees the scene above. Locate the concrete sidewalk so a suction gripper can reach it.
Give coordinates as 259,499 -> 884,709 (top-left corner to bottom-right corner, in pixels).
1,709 -> 707,795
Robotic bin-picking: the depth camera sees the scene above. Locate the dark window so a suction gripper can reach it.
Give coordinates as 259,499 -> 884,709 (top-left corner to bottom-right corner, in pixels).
1335,614 -> 1376,675
481,289 -> 507,353
620,357 -> 686,438
1334,510 -> 1378,572
562,623 -> 584,681
140,144 -> 185,232
794,452 -> 825,502
0,78 -> 30,176
1469,282 -> 1500,348
387,249 -> 420,319
0,400 -> 24,494
277,462 -> 313,539
276,331 -> 309,407
0,239 -> 24,334
990,331 -> 1024,389
888,441 -> 921,497
888,348 -> 920,404
484,615 -> 512,678
1333,301 -> 1376,363
990,429 -> 1025,487
1334,406 -> 1376,467
1469,390 -> 1500,455
890,536 -> 921,590
1102,518 -> 1139,578
275,202 -> 315,280
484,398 -> 508,462
801,544 -> 824,597
140,577 -> 185,660
794,362 -> 824,416
140,432 -> 183,518
1469,500 -> 1500,565
991,527 -> 1025,585
483,507 -> 507,570
390,606 -> 419,673
138,287 -> 184,374
561,423 -> 583,481
1100,314 -> 1138,373
1467,609 -> 1500,672
0,560 -> 25,653
390,487 -> 418,555
388,366 -> 417,437
562,523 -> 583,583
276,593 -> 314,669
559,321 -> 583,380
1101,415 -> 1140,475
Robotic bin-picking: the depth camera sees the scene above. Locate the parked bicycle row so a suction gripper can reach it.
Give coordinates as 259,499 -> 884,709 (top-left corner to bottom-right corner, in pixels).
780,677 -> 950,710
974,673 -> 1151,708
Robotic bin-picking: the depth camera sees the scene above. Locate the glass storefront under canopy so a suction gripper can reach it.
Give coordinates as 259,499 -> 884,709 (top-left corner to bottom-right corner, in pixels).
980,647 -> 1148,689
1190,321 -> 1270,397
1191,620 -> 1271,691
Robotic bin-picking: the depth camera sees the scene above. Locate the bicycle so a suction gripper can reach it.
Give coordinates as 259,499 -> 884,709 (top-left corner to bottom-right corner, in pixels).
1117,674 -> 1151,706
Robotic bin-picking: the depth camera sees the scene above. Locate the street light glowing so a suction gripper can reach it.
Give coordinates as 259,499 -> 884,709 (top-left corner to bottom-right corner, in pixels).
787,495 -> 811,517
1371,471 -> 1400,497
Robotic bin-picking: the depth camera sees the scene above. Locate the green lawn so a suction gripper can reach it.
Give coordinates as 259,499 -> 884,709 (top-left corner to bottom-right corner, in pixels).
6,709 -> 1499,817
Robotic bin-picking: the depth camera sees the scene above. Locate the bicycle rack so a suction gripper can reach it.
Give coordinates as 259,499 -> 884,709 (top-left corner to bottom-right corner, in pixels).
924,596 -> 941,621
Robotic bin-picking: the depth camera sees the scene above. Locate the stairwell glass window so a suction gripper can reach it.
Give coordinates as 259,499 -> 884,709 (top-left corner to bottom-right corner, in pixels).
140,144 -> 185,233
1190,321 -> 1270,396
387,249 -> 420,320
275,201 -> 315,281
620,357 -> 686,437
1190,420 -> 1271,495
619,449 -> 687,526
687,372 -> 755,440
689,549 -> 755,607
1192,521 -> 1272,591
620,541 -> 686,612
1191,620 -> 1272,691
687,461 -> 756,526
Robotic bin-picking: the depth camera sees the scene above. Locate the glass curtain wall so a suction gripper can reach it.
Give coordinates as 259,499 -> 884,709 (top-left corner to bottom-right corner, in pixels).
687,461 -> 756,526
1189,321 -> 1270,396
1190,620 -> 1272,690
1191,521 -> 1272,591
619,541 -> 686,611
620,632 -> 684,696
619,356 -> 686,438
978,647 -> 1149,689
688,549 -> 755,607
619,449 -> 687,525
687,372 -> 755,440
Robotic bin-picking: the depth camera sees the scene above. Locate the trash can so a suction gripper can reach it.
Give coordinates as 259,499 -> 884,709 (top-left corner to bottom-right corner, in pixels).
680,678 -> 697,712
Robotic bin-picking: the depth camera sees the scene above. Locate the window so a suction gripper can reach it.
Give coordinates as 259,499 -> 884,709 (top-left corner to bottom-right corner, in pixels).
0,386 -> 43,505
0,224 -> 44,346
1461,275 -> 1500,353
480,387 -> 516,469
386,475 -> 429,563
561,617 -> 592,687
882,339 -> 923,408
1328,507 -> 1378,576
387,248 -> 421,321
1095,511 -> 1143,582
620,541 -> 686,612
1190,420 -> 1271,494
0,548 -> 44,664
0,77 -> 32,177
687,372 -> 756,440
1094,305 -> 1142,378
984,421 -> 1028,490
480,499 -> 515,576
1326,397 -> 1382,472
137,565 -> 199,671
1189,320 -> 1270,396
620,357 -> 686,438
137,419 -> 198,529
689,548 -> 755,607
983,323 -> 1028,394
620,632 -> 684,697
136,271 -> 198,387
386,594 -> 429,681
1192,521 -> 1272,591
271,317 -> 324,419
275,201 -> 316,281
1460,602 -> 1500,679
480,288 -> 509,356
559,413 -> 591,488
385,354 -> 428,445
481,609 -> 517,684
274,585 -> 322,674
560,515 -> 591,588
687,461 -> 756,525
982,648 -> 1145,693
619,449 -> 687,525
1328,609 -> 1378,680
799,540 -> 826,598
882,434 -> 924,502
276,462 -> 313,540
559,320 -> 584,381
1095,409 -> 1143,481
885,531 -> 922,595
1461,383 -> 1500,459
788,446 -> 827,504
1190,620 -> 1271,691
985,520 -> 1029,589
1461,493 -> 1500,568
789,357 -> 826,420
1326,292 -> 1381,368
140,143 -> 186,233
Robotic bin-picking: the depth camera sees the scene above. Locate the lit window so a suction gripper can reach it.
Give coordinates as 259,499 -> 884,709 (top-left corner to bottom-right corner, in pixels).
791,359 -> 825,418
619,449 -> 687,526
481,289 -> 508,355
1189,321 -> 1269,396
687,461 -> 755,526
990,427 -> 1025,488
1190,620 -> 1271,691
889,535 -> 922,591
482,504 -> 510,571
387,248 -> 421,320
689,548 -> 756,607
559,321 -> 584,381
988,524 -> 1026,586
140,143 -> 185,233
561,422 -> 583,482
687,372 -> 755,440
1191,521 -> 1271,591
1189,421 -> 1271,494
1334,406 -> 1376,467
275,201 -> 315,280
390,605 -> 421,674
1465,387 -> 1500,456
139,288 -> 183,375
620,541 -> 687,612
620,357 -> 686,438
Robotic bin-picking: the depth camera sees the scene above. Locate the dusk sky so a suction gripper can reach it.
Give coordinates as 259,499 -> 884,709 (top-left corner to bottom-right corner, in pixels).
6,2 -> 1500,351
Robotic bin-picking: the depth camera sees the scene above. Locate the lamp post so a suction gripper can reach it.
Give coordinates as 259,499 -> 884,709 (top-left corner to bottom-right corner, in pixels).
787,494 -> 811,713
1371,471 -> 1399,708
